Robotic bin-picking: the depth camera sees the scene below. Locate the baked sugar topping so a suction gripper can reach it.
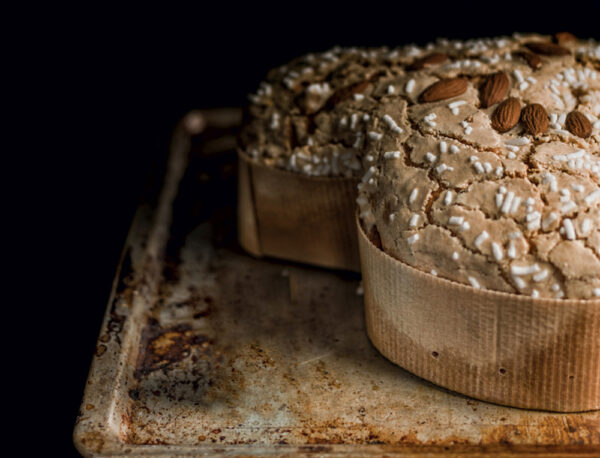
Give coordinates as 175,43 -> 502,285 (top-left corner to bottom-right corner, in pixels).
351,34 -> 599,299
241,33 -> 599,299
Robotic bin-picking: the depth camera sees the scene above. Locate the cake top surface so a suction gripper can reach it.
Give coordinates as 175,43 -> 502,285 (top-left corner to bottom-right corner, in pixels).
240,33 -> 600,180
351,33 -> 599,299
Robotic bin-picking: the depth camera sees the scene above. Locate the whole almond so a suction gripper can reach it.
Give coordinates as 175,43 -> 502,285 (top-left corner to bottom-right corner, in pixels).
553,31 -> 576,45
491,97 -> 521,132
411,52 -> 448,70
565,110 -> 592,138
521,103 -> 549,135
524,41 -> 570,56
419,78 -> 468,103
480,71 -> 510,107
514,51 -> 542,70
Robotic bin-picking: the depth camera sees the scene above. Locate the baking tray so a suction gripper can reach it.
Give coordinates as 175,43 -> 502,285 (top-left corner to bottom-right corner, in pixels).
74,108 -> 600,456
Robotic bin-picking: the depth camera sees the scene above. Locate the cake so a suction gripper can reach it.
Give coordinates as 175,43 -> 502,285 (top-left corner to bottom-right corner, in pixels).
354,33 -> 600,412
238,46 -> 418,270
356,33 -> 600,299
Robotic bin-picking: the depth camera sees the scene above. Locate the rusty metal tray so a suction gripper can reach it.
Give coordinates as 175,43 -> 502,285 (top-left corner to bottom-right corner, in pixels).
74,108 -> 600,456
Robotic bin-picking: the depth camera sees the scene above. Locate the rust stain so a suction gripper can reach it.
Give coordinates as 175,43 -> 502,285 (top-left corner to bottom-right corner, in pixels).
115,248 -> 134,290
298,445 -> 333,453
250,343 -> 275,367
481,415 -> 600,449
94,344 -> 107,357
113,248 -> 136,306
313,360 -> 341,390
134,318 -> 211,379
85,404 -> 95,411
121,410 -> 132,429
282,413 -> 599,450
100,247 -> 136,347
78,432 -> 105,454
295,418 -> 408,445
141,438 -> 170,445
106,311 -> 126,345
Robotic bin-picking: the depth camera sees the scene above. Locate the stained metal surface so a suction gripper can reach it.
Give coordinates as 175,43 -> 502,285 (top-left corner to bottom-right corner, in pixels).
74,109 -> 600,456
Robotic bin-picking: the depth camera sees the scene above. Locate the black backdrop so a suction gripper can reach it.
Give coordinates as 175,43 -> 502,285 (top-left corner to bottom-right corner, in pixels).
48,3 -> 600,455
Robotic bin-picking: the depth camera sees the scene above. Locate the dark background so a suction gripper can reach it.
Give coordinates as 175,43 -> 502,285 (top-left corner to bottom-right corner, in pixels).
43,3 -> 599,455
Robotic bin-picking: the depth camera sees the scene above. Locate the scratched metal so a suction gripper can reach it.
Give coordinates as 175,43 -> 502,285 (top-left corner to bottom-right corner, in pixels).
74,109 -> 600,457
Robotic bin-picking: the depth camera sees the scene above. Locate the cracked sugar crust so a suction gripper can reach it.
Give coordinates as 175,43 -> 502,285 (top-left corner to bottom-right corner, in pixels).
355,34 -> 600,300
241,34 -> 600,178
240,46 -> 404,177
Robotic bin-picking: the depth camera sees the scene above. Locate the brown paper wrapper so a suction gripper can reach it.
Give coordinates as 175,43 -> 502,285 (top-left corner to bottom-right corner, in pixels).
237,152 -> 360,271
358,218 -> 600,412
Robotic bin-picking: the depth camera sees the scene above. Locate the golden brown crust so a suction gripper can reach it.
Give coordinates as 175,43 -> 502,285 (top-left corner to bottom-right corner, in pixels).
240,34 -> 600,298
355,34 -> 600,299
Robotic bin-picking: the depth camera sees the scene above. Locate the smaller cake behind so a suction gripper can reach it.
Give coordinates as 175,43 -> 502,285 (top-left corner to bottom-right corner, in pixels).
238,46 -> 411,270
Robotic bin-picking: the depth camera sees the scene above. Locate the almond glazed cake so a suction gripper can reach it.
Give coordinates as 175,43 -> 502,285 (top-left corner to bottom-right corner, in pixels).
237,45 -> 401,269
353,33 -> 600,299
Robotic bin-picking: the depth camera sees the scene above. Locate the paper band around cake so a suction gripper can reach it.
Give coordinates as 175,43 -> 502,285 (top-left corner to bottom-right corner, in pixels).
238,152 -> 360,271
358,219 -> 600,412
